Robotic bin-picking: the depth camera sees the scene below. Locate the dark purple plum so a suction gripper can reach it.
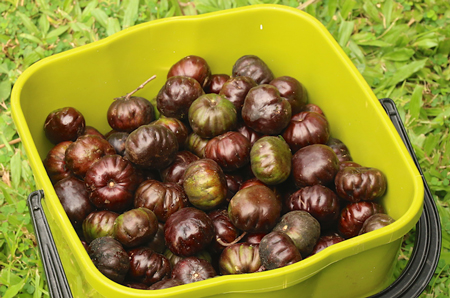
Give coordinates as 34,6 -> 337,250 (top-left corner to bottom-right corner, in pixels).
310,233 -> 345,256
269,76 -> 308,114
127,247 -> 171,286
171,257 -> 216,284
82,210 -> 119,243
338,201 -> 385,239
205,74 -> 230,94
107,96 -> 154,133
232,55 -> 274,85
167,55 -> 211,88
359,214 -> 395,235
151,117 -> 190,149
43,141 -> 73,184
259,231 -> 302,270
219,76 -> 257,114
106,131 -> 129,156
208,209 -> 241,253
44,107 -> 85,144
159,150 -> 199,186
327,137 -> 352,163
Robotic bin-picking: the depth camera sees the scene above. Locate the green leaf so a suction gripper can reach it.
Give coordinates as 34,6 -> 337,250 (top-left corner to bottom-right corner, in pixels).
16,12 -> 40,37
23,51 -> 41,67
10,151 -> 21,190
413,39 -> 439,49
340,0 -> 356,20
423,134 -> 440,156
122,0 -> 139,29
382,0 -> 394,27
19,33 -> 43,45
376,59 -> 427,91
383,48 -> 415,61
45,25 -> 70,40
409,85 -> 424,120
38,14 -> 50,35
363,0 -> 382,23
356,40 -> 392,47
2,278 -> 26,298
338,20 -> 354,48
106,18 -> 121,36
91,8 -> 108,29
0,80 -> 11,101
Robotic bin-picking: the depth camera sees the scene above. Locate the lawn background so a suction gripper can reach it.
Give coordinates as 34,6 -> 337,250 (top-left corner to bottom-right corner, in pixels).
0,0 -> 449,297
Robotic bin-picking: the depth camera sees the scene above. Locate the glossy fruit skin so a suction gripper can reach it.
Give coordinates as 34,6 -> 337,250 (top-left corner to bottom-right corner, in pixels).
269,76 -> 308,114
134,179 -> 189,222
250,136 -> 292,185
291,144 -> 340,188
82,126 -> 104,138
243,233 -> 267,245
232,55 -> 274,85
114,207 -> 159,248
286,185 -> 340,229
43,141 -> 73,184
106,132 -> 129,156
82,210 -> 119,243
44,107 -> 85,144
147,222 -> 166,254
339,161 -> 362,171
156,76 -> 205,121
236,123 -> 264,146
219,76 -> 257,114
148,279 -> 184,290
228,185 -> 281,233
204,131 -> 251,172
164,207 -> 215,257
171,257 -> 216,284
65,134 -> 116,177
184,132 -> 208,158
85,155 -> 140,212
282,111 -> 330,153
205,74 -> 230,94
152,117 -> 190,149
310,233 -> 345,255
241,84 -> 292,135
208,209 -> 240,253
302,103 -> 325,116
167,55 -> 211,88
259,231 -> 302,270
164,248 -> 212,268
219,242 -> 261,274
88,237 -> 130,283
359,214 -> 395,235
54,176 -> 95,232
159,150 -> 199,186
224,172 -> 244,201
327,137 -> 352,163
107,96 -> 155,133
335,167 -> 387,203
183,159 -> 228,210
125,124 -> 179,170
273,210 -> 321,258
188,94 -> 237,139
127,247 -> 171,286
338,201 -> 385,239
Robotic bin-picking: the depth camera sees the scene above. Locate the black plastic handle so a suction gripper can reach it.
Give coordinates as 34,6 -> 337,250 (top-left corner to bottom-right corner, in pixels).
368,98 -> 442,298
27,190 -> 73,298
26,98 -> 441,298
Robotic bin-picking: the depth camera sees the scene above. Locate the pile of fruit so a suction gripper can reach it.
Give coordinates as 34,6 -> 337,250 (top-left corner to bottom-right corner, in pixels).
42,54 -> 394,290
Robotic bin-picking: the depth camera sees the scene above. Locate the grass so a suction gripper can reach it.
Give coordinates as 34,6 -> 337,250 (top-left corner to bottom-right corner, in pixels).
0,0 -> 449,297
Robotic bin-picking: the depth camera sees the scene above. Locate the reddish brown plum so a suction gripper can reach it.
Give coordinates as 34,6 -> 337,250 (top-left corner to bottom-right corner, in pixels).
125,124 -> 179,170
310,233 -> 345,255
134,179 -> 189,222
89,237 -> 129,283
219,76 -> 257,114
82,210 -> 119,243
338,201 -> 385,239
204,131 -> 251,172
259,231 -> 302,270
163,248 -> 212,269
269,76 -> 308,114
219,243 -> 261,274
171,257 -> 216,284
359,214 -> 395,235
208,209 -> 241,253
335,167 -> 387,203
85,155 -> 140,212
242,85 -> 291,135
273,211 -> 321,258
167,55 -> 211,88
236,123 -> 264,146
107,96 -> 155,133
127,247 -> 171,286
54,176 -> 95,232
147,222 -> 166,254
43,141 -> 73,184
65,134 -> 116,177
302,103 -> 325,116
243,233 -> 267,245
224,172 -> 244,201
188,94 -> 237,139
152,117 -> 190,149
282,111 -> 330,153
114,207 -> 159,248
327,137 -> 352,163
183,159 -> 228,210
339,161 -> 362,171
286,185 -> 340,229
44,107 -> 85,144
106,131 -> 129,156
159,150 -> 199,186
184,132 -> 208,158
164,207 -> 215,257
82,126 -> 104,138
228,185 -> 281,233
156,76 -> 205,121
232,55 -> 274,85
291,144 -> 339,188
205,74 -> 230,94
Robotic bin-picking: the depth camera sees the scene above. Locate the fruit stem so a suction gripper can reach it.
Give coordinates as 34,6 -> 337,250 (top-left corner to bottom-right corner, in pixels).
216,232 -> 247,247
115,75 -> 157,100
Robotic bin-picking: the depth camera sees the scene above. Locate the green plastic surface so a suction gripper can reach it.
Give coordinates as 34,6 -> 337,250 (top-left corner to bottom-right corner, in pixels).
11,4 -> 424,298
